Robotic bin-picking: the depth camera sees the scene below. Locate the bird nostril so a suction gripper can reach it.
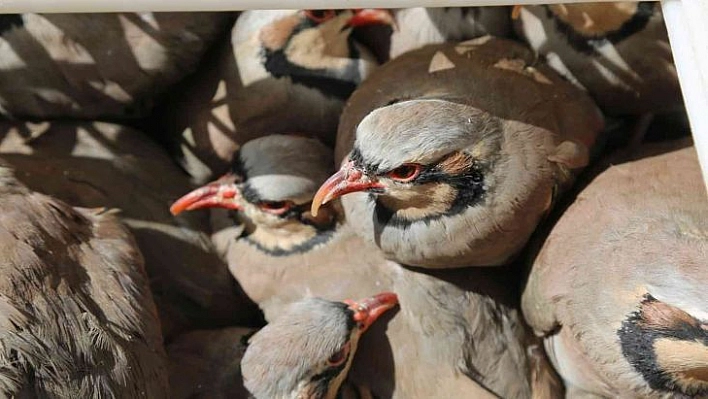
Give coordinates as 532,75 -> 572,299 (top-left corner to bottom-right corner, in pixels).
347,169 -> 363,182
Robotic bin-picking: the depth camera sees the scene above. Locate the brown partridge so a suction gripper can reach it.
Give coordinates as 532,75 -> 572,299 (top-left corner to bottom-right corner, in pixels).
0,161 -> 168,397
523,141 -> 708,398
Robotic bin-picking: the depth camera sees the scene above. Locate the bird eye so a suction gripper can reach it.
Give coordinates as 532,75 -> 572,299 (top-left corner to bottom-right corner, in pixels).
386,164 -> 421,182
327,342 -> 351,366
304,10 -> 336,23
258,200 -> 292,215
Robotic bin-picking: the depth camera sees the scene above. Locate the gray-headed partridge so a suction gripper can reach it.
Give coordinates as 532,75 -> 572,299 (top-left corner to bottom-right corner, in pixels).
0,121 -> 260,339
356,7 -> 512,62
0,161 -> 168,397
523,142 -> 708,398
0,12 -> 232,119
242,293 -> 398,399
157,9 -> 393,183
313,37 -> 603,268
512,2 -> 682,116
171,134 -> 561,399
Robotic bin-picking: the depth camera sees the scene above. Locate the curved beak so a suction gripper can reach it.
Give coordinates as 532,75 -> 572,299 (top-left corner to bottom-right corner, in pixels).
346,9 -> 396,29
170,175 -> 241,215
310,160 -> 385,217
345,292 -> 398,333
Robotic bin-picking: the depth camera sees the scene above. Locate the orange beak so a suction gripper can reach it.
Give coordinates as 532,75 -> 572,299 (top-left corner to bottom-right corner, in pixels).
311,160 -> 385,217
344,292 -> 398,333
347,9 -> 396,29
170,174 -> 241,215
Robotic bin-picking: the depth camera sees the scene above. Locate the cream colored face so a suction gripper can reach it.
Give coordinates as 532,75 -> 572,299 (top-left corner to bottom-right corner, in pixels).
377,181 -> 457,220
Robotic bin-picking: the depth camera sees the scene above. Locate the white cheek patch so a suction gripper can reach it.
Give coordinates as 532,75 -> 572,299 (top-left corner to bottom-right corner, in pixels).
428,51 -> 455,73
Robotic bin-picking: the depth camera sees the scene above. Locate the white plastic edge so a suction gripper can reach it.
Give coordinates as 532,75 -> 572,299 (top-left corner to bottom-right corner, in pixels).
0,0 -> 622,13
661,0 -> 708,190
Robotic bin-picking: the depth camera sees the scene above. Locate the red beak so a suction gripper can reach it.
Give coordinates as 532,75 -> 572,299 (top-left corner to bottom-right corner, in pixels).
344,292 -> 398,333
170,174 -> 241,215
310,160 -> 385,217
346,9 -> 396,29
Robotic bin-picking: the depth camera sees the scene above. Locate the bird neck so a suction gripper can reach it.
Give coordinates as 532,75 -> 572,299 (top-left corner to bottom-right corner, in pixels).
241,214 -> 336,257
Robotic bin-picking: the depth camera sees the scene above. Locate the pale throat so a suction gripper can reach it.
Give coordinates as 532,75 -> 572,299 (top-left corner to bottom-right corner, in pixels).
243,217 -> 319,252
377,183 -> 457,220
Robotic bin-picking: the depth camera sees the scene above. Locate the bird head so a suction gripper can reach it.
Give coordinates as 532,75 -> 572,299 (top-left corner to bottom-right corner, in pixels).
313,99 -> 493,223
241,292 -> 398,399
171,135 -> 338,255
256,9 -> 394,99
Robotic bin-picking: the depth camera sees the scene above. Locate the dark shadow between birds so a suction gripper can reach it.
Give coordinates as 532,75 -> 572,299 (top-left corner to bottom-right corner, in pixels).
349,306 -> 398,399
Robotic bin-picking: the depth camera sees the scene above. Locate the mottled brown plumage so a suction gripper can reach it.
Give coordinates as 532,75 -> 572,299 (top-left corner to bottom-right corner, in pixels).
0,121 -> 259,339
0,162 -> 168,397
523,142 -> 708,398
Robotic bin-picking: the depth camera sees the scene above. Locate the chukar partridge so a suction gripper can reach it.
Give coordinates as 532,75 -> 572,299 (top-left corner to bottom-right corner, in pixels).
312,37 -> 603,268
242,293 -> 398,399
0,121 -> 260,339
355,7 -> 512,62
0,161 -> 168,397
0,12 -> 232,119
171,134 -> 562,399
156,9 -> 392,183
512,2 -> 682,116
523,142 -> 708,398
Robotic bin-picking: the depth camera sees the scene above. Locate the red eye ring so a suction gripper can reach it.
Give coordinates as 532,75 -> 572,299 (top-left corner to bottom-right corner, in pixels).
327,342 -> 351,366
304,10 -> 336,23
258,200 -> 293,215
386,163 -> 421,182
